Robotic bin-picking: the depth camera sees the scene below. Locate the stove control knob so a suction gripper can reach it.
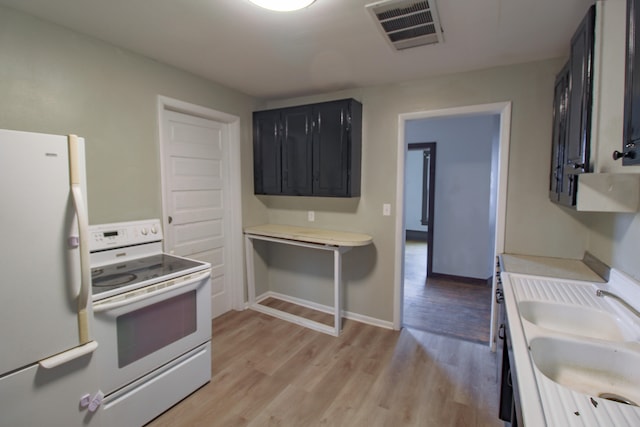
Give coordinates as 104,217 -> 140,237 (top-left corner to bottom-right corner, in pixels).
140,228 -> 148,236
151,225 -> 158,234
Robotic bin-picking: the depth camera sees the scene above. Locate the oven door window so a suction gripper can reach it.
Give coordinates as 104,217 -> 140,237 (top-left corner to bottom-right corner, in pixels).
116,290 -> 197,368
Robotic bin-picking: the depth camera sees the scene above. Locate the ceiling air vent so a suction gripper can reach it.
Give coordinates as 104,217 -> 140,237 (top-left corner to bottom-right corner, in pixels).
366,0 -> 444,51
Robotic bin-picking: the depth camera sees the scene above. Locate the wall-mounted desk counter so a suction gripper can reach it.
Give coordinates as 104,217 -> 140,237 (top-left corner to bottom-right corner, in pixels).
244,224 -> 373,336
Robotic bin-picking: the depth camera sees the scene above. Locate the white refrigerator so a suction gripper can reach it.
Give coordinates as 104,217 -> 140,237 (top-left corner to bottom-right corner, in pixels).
0,129 -> 102,427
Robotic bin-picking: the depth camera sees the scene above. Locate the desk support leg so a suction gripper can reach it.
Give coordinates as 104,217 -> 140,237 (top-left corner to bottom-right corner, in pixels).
334,248 -> 342,336
245,235 -> 256,306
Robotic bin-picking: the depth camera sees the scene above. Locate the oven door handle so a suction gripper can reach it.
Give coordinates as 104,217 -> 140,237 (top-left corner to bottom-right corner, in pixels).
93,270 -> 211,313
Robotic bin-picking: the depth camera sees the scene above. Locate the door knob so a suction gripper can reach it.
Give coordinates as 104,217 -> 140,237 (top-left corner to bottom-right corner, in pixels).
168,216 -> 173,224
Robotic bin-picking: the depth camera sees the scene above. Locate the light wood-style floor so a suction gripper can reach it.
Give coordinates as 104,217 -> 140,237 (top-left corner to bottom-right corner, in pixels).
147,309 -> 501,427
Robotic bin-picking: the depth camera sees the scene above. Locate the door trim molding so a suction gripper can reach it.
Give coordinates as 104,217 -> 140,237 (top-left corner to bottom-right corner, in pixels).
407,141 -> 436,276
393,101 -> 512,350
156,95 -> 245,314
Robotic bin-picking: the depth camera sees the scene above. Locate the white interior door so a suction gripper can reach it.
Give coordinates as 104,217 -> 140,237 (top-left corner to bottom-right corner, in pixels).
161,110 -> 231,318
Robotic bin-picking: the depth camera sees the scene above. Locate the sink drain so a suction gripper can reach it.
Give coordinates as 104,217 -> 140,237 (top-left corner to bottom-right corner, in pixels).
599,393 -> 639,407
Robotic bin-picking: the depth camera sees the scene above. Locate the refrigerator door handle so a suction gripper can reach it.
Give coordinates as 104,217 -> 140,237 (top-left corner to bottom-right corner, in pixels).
69,134 -> 91,344
39,340 -> 98,369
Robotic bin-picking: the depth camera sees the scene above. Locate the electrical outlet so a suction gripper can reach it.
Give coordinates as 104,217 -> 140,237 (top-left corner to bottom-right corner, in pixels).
383,204 -> 391,216
308,211 -> 315,222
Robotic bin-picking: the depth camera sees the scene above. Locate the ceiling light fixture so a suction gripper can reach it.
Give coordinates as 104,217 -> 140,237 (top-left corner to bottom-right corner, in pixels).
248,0 -> 316,12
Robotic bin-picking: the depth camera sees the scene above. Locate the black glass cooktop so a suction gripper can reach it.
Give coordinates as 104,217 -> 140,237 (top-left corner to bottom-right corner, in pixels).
91,254 -> 204,296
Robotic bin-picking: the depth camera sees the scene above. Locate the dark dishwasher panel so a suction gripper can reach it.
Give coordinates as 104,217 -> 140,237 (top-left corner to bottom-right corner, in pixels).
496,259 -> 521,426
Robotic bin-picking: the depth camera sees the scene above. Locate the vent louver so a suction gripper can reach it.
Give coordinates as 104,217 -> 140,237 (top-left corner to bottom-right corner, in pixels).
366,0 -> 444,51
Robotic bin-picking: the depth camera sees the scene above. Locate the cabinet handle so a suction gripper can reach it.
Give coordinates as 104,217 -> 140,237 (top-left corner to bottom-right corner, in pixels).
612,150 -> 636,160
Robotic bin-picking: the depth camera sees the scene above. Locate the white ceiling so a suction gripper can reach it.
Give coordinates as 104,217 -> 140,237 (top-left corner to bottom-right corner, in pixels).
0,0 -> 595,99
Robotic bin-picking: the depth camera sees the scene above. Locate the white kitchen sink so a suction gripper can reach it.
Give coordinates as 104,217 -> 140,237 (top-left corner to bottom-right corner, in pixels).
505,271 -> 640,426
529,336 -> 640,407
518,300 -> 634,341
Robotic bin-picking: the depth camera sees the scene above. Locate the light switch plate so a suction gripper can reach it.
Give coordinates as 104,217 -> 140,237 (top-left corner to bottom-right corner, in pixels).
383,204 -> 391,216
308,211 -> 315,222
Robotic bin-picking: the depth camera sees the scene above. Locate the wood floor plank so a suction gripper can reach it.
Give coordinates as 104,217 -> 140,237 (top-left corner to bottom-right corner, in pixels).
146,310 -> 502,427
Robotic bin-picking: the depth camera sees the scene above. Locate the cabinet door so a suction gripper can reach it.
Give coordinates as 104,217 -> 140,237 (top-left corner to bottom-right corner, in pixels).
556,64 -> 578,207
312,100 -> 351,197
253,110 -> 281,194
549,63 -> 570,203
281,106 -> 313,195
623,0 -> 640,164
565,5 -> 595,173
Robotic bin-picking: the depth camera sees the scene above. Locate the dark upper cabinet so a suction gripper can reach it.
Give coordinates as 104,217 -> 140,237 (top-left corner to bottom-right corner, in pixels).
281,106 -> 313,195
253,110 -> 281,195
253,98 -> 362,197
565,5 -> 595,174
312,100 -> 362,197
550,63 -> 576,205
622,0 -> 640,164
549,5 -> 595,207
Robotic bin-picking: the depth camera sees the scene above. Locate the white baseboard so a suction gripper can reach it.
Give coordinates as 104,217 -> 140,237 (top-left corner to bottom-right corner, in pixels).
256,291 -> 394,330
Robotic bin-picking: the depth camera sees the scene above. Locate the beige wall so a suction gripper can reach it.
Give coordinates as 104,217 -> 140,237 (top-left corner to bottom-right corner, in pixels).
257,58 -> 593,322
585,213 -> 640,280
0,5 -> 264,227
5,5 -> 635,324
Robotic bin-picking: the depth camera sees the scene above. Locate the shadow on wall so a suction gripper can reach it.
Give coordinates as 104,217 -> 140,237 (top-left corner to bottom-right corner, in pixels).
251,239 -> 378,309
264,242 -> 377,282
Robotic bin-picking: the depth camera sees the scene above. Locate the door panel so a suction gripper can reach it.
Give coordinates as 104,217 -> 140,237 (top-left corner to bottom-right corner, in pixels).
624,0 -> 640,163
313,101 -> 349,196
162,111 -> 231,318
549,63 -> 569,202
282,106 -> 313,195
565,5 -> 595,172
253,110 -> 281,194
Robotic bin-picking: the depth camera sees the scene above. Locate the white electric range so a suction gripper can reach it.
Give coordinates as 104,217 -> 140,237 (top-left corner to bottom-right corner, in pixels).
89,219 -> 212,427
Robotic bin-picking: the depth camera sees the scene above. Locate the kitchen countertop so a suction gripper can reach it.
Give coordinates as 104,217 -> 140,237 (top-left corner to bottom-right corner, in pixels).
500,253 -> 605,282
243,224 -> 373,247
243,224 -> 373,337
501,270 -> 640,426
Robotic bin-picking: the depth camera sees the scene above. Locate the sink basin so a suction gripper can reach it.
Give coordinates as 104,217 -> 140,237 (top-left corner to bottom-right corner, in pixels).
518,300 -> 632,341
530,337 -> 640,406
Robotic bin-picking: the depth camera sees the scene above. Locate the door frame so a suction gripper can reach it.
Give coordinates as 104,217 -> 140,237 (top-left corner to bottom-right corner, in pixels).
393,101 -> 512,350
156,95 -> 245,313
406,142 -> 436,276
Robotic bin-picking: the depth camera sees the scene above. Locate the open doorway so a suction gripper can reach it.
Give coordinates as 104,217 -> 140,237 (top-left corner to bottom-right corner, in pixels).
394,102 -> 512,350
402,115 -> 498,343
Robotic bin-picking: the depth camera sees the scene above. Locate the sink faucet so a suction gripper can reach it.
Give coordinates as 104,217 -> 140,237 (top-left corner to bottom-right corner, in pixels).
596,289 -> 640,319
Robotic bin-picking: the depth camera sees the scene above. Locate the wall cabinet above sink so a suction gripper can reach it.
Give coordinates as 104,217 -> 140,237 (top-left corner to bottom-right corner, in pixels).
622,0 -> 640,165
549,0 -> 640,211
